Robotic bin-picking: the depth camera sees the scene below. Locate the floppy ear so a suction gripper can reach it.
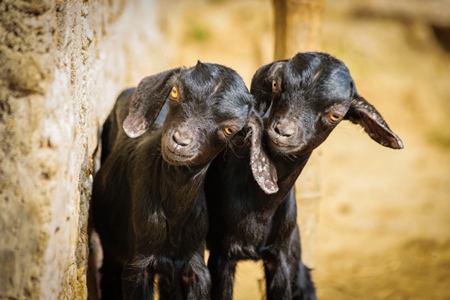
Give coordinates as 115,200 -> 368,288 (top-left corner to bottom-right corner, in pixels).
345,93 -> 404,149
250,61 -> 286,117
246,109 -> 278,194
123,67 -> 182,138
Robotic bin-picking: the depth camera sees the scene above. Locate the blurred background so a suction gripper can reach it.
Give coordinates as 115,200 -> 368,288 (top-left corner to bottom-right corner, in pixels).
153,0 -> 450,299
2,0 -> 449,299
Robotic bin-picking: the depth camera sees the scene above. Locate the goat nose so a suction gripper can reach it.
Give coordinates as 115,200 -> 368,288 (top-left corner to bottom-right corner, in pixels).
173,130 -> 192,146
274,122 -> 295,137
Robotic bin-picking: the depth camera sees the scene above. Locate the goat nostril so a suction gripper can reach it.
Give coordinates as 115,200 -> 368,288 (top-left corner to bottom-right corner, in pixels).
173,130 -> 192,146
274,123 -> 282,135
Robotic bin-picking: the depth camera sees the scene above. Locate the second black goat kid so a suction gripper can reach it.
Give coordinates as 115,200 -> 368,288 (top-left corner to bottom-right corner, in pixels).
91,62 -> 276,300
205,52 -> 404,300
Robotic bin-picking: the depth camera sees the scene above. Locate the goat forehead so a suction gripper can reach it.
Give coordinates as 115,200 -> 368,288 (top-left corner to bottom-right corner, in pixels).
179,83 -> 250,108
208,102 -> 250,125
180,77 -> 250,105
285,52 -> 331,85
170,97 -> 249,126
281,66 -> 352,109
274,92 -> 348,122
181,63 -> 245,92
180,82 -> 251,117
319,67 -> 352,98
282,90 -> 351,113
213,100 -> 249,122
173,64 -> 251,122
286,53 -> 349,86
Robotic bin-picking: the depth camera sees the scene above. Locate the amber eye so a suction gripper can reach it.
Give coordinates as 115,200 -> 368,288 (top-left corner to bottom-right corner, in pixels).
170,86 -> 178,100
272,80 -> 278,93
328,113 -> 343,122
223,127 -> 235,135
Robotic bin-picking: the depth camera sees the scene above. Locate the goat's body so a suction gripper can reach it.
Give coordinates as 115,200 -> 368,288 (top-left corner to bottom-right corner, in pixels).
91,62 -> 264,299
92,90 -> 210,299
205,135 -> 316,300
93,132 -> 209,261
204,51 -> 403,300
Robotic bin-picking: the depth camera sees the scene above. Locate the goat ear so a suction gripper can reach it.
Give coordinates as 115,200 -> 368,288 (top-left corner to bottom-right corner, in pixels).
250,61 -> 286,117
247,110 -> 279,194
123,68 -> 182,138
345,94 -> 404,149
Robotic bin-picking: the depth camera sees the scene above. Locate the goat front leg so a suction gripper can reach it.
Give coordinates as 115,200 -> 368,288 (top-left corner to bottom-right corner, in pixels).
289,225 -> 316,300
99,252 -> 123,300
208,251 -> 237,300
158,274 -> 182,300
264,251 -> 292,300
121,256 -> 154,300
181,252 -> 211,300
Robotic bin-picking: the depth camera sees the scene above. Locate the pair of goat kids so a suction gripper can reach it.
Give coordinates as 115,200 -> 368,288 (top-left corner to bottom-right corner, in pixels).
90,51 -> 403,300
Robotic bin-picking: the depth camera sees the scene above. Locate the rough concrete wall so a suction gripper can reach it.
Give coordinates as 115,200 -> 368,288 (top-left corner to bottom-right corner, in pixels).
0,0 -> 164,298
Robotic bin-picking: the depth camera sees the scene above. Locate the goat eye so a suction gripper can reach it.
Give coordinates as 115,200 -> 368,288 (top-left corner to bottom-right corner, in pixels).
170,86 -> 179,100
272,80 -> 278,93
223,127 -> 235,136
328,113 -> 343,122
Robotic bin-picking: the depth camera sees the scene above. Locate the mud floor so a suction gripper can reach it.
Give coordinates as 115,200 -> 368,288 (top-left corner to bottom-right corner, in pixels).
155,0 -> 450,298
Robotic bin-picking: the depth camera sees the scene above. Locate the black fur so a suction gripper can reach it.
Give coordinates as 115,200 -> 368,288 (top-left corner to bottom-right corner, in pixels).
91,62 -> 276,300
205,52 -> 403,300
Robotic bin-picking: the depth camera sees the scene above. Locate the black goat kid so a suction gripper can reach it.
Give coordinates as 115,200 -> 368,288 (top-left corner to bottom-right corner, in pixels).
205,52 -> 403,300
91,62 -> 277,300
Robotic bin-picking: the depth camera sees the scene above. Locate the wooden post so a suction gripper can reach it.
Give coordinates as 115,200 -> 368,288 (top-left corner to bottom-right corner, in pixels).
273,0 -> 325,59
272,0 -> 325,268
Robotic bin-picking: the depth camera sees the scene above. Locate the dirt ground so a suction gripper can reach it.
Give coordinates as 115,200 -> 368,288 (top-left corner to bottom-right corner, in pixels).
156,0 -> 450,298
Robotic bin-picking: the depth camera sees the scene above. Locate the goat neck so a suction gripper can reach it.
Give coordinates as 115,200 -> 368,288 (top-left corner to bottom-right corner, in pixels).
158,157 -> 209,222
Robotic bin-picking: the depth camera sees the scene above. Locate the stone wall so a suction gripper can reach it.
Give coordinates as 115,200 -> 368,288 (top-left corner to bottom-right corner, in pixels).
0,0 -> 165,298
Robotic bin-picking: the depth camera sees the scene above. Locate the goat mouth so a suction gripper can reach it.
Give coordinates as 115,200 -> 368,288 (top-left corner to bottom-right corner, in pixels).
163,147 -> 197,165
271,139 -> 292,147
268,137 -> 304,154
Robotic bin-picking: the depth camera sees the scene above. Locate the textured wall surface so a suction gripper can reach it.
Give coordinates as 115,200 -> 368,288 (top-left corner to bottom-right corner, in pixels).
0,0 -> 164,298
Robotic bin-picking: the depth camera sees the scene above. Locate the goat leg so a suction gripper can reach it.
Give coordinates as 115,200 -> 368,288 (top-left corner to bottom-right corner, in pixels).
121,257 -> 154,300
208,251 -> 237,300
158,274 -> 182,300
182,252 -> 211,300
289,225 -> 316,300
99,253 -> 123,300
264,251 -> 292,300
